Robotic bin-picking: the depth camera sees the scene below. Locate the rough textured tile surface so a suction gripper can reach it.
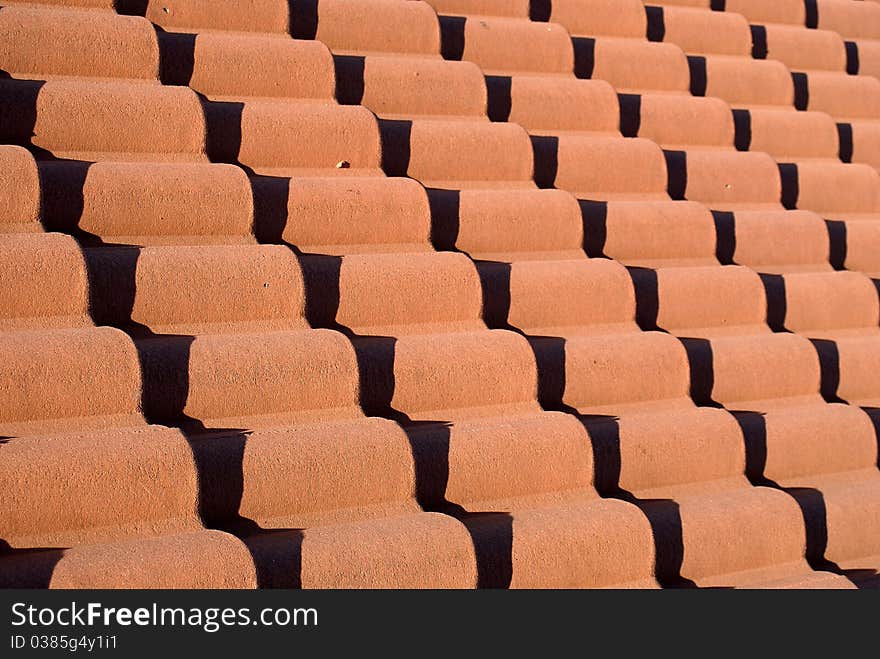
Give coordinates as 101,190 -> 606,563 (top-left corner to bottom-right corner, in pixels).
0,0 -> 878,589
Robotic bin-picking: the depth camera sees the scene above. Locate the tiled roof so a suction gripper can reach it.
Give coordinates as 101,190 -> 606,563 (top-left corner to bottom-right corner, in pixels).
0,0 -> 878,588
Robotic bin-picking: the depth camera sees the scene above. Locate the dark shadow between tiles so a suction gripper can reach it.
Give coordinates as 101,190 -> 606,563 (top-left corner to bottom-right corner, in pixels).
645,6 -> 665,43
486,75 -> 513,122
0,77 -> 52,160
530,134 -> 559,189
778,162 -> 800,209
529,0 -> 551,23
687,56 -> 707,97
712,210 -> 737,264
863,406 -> 880,471
470,243 -> 698,588
663,149 -> 688,200
0,541 -> 66,588
733,109 -> 752,151
333,54 -> 366,105
580,199 -> 609,258
733,411 -> 775,486
845,41 -> 860,75
156,30 -> 196,87
750,25 -> 768,59
428,188 -> 461,251
788,487 -> 844,574
288,0 -> 319,40
378,118 -> 412,177
113,0 -> 149,16
294,225 -> 515,588
792,72 -> 809,111
618,93 -> 642,138
580,415 -> 697,588
810,338 -> 845,403
736,409 -> 858,586
572,37 -> 596,79
805,0 -> 819,29
439,15 -> 466,61
202,98 -> 248,170
837,123 -> 854,163
628,266 -> 660,331
679,337 -> 721,408
759,272 -> 787,332
825,219 -> 848,270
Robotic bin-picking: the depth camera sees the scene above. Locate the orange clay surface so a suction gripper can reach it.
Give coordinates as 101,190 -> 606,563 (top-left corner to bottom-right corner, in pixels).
0,0 -> 878,589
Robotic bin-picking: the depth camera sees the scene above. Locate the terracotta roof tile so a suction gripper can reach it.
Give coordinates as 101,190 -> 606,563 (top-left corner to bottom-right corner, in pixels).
1,0 -> 878,588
